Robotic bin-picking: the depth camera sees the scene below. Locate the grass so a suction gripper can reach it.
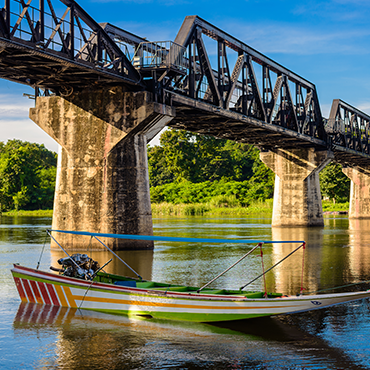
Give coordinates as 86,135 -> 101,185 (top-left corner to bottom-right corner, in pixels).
322,200 -> 349,213
151,199 -> 273,217
1,209 -> 53,217
0,200 -> 348,218
151,199 -> 349,217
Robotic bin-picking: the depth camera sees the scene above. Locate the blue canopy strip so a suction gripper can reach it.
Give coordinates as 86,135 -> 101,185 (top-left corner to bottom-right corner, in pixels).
49,229 -> 305,245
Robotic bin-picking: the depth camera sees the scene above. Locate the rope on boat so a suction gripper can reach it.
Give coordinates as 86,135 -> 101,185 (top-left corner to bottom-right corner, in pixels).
303,280 -> 370,295
300,243 -> 306,295
78,258 -> 113,310
47,230 -> 84,273
36,231 -> 48,270
93,236 -> 143,280
196,243 -> 262,293
240,242 -> 306,290
260,244 -> 267,297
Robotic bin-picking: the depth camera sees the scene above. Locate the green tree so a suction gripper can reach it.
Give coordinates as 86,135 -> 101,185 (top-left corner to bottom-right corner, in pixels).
0,140 -> 57,211
147,145 -> 174,187
148,128 -> 275,205
320,162 -> 350,203
149,129 -> 261,184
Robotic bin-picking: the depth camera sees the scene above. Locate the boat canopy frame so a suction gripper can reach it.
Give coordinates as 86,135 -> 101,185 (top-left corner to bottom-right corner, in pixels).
45,229 -> 306,295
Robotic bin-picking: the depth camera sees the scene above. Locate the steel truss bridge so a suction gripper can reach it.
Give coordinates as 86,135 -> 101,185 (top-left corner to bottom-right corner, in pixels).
1,0 -> 370,167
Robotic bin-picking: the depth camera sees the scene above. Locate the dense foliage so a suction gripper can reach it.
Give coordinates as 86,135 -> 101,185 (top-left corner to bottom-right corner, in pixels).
148,129 -> 275,205
319,162 -> 350,203
0,132 -> 350,212
0,140 -> 57,211
148,129 -> 260,186
149,129 -> 351,206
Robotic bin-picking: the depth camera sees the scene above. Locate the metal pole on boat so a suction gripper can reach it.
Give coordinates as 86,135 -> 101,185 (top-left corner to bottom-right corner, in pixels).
91,258 -> 113,279
240,242 -> 305,291
197,243 -> 262,293
47,230 -> 84,272
93,236 -> 143,280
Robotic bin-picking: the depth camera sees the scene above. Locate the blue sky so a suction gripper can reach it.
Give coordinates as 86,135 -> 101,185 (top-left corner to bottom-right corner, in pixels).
1,0 -> 370,152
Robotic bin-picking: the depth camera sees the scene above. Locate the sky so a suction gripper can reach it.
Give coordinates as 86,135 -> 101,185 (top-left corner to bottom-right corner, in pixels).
1,0 -> 370,153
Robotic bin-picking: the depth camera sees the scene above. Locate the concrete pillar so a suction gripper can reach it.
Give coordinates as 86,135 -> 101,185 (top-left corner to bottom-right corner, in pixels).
30,87 -> 175,250
260,148 -> 333,227
342,167 -> 370,219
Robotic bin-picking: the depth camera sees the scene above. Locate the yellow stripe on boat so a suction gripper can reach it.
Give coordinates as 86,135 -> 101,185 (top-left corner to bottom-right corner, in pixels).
63,286 -> 77,308
54,285 -> 69,307
72,293 -> 298,311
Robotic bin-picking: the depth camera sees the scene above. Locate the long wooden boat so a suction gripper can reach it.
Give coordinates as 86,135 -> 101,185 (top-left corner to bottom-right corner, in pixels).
11,230 -> 370,323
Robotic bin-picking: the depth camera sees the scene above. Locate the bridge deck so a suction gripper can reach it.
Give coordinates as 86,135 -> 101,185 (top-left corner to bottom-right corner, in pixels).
169,93 -> 327,150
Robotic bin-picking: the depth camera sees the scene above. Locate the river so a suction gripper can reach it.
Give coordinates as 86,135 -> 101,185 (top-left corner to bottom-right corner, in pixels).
1,214 -> 370,369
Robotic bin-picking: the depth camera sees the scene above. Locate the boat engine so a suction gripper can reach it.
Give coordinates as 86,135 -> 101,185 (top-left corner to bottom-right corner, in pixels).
52,254 -> 100,280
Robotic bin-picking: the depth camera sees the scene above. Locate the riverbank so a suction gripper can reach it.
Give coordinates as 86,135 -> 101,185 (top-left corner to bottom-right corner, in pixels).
151,199 -> 349,217
0,200 -> 349,218
151,200 -> 274,216
322,201 -> 349,214
1,209 -> 53,217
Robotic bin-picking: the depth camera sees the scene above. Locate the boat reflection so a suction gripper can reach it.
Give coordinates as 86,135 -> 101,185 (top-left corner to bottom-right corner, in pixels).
13,301 -> 366,370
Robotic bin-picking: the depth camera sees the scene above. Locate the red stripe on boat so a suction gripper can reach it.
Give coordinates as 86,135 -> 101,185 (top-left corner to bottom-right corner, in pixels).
38,282 -> 52,305
22,279 -> 36,303
46,283 -> 60,306
29,280 -> 43,304
13,277 -> 27,302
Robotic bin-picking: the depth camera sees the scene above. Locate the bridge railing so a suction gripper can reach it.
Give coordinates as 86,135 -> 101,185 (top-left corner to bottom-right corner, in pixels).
132,41 -> 187,73
152,16 -> 327,142
0,0 -> 141,86
8,0 -> 92,58
328,99 -> 370,155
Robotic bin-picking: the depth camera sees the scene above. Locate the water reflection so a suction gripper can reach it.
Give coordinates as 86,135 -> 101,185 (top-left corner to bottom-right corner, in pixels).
271,227 -> 324,295
4,215 -> 370,369
13,302 -> 370,370
348,219 -> 370,282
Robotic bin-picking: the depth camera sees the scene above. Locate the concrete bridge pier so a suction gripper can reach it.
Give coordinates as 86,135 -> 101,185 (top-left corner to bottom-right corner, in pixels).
260,148 -> 333,227
342,167 -> 370,219
30,87 -> 175,250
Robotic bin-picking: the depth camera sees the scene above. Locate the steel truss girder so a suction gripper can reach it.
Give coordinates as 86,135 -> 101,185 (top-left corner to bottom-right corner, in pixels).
0,0 -> 142,92
328,99 -> 370,159
170,15 -> 326,143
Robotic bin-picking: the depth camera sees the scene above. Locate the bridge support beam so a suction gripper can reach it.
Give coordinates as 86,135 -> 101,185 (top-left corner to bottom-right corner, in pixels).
30,87 -> 175,250
260,148 -> 333,227
342,167 -> 370,219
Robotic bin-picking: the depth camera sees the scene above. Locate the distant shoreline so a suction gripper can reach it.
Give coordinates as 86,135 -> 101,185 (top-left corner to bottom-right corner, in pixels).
1,200 -> 348,218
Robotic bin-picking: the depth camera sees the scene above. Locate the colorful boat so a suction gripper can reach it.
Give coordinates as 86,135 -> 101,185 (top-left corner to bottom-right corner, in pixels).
11,230 -> 370,323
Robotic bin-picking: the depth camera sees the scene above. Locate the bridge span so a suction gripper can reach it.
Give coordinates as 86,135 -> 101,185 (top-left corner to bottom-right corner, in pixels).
1,0 -> 370,249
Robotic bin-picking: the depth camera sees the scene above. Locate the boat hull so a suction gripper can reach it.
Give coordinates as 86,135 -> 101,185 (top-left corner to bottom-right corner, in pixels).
11,265 -> 370,323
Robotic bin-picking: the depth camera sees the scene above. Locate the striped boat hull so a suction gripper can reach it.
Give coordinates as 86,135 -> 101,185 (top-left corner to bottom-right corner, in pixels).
11,264 -> 370,322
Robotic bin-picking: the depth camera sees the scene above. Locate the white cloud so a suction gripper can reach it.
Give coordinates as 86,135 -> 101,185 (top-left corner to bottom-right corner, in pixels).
356,103 -> 370,116
0,94 -> 33,118
0,94 -> 59,152
220,21 -> 370,56
113,20 -> 180,42
320,103 -> 332,119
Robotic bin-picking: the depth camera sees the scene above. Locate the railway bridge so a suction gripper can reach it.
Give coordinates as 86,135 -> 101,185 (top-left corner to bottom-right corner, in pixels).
1,0 -> 370,249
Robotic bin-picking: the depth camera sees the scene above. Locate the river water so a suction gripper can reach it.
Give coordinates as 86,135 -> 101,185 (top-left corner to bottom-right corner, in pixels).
1,215 -> 370,369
